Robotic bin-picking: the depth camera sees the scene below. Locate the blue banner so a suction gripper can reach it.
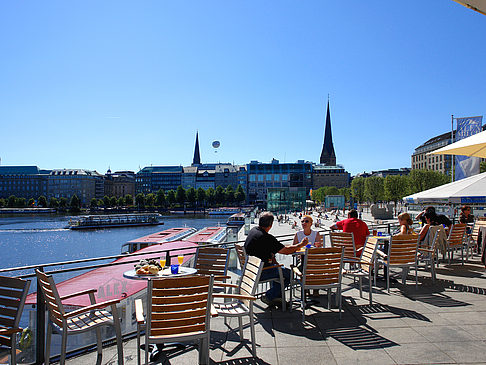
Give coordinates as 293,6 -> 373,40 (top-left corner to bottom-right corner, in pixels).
455,116 -> 482,181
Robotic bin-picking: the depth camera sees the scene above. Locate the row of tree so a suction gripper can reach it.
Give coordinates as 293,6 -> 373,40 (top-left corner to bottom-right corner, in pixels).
0,194 -> 82,211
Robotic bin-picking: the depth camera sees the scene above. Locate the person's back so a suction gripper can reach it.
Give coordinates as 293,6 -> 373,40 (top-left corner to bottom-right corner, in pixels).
331,209 -> 370,250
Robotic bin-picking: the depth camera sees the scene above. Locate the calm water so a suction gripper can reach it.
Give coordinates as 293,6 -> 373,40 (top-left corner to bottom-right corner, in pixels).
0,214 -> 228,280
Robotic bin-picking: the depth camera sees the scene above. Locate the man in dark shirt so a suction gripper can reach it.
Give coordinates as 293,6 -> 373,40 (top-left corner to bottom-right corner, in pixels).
416,207 -> 452,230
245,211 -> 308,305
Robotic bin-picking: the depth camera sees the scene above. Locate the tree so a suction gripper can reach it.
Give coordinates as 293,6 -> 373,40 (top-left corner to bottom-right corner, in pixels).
135,193 -> 145,209
69,194 -> 81,212
339,187 -> 351,202
407,169 -> 449,195
186,187 -> 196,207
49,197 -> 59,208
235,185 -> 246,205
110,196 -> 117,207
481,161 -> 486,173
225,185 -> 235,205
0,198 -> 5,207
117,197 -> 125,207
167,190 -> 176,207
103,195 -> 111,208
38,195 -> 47,208
16,198 -> 26,208
124,194 -> 133,206
384,175 -> 408,205
206,188 -> 215,206
59,197 -> 68,208
311,187 -> 325,204
215,186 -> 225,205
364,176 -> 384,203
196,187 -> 206,208
176,186 -> 186,205
28,198 -> 35,207
145,193 -> 155,207
7,195 -> 16,208
351,177 -> 366,204
90,198 -> 98,208
155,189 -> 166,208
97,199 -> 104,207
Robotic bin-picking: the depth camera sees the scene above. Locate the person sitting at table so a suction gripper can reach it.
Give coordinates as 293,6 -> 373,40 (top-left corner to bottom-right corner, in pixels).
416,206 -> 452,232
419,211 -> 440,244
293,215 -> 323,247
245,211 -> 308,306
330,209 -> 370,252
459,205 -> 474,224
393,212 -> 416,236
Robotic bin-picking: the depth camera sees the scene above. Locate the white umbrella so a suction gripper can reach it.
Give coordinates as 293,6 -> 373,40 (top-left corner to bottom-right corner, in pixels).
429,129 -> 486,158
451,0 -> 486,16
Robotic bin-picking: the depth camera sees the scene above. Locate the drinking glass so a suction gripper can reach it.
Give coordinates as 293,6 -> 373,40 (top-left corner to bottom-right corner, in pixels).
171,264 -> 179,274
177,255 -> 184,265
160,258 -> 166,268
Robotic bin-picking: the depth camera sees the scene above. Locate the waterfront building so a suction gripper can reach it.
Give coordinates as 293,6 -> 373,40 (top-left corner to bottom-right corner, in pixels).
0,166 -> 50,200
48,169 -> 104,206
312,164 -> 350,189
411,131 -> 454,175
135,166 -> 183,194
356,168 -> 411,178
111,171 -> 135,198
247,159 -> 312,208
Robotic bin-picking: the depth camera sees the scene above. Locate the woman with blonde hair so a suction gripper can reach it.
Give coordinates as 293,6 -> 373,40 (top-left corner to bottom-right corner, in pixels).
293,215 -> 323,247
394,212 -> 416,235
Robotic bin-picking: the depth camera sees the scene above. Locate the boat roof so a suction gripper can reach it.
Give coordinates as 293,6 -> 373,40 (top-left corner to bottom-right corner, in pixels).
185,226 -> 226,243
127,227 -> 194,244
26,240 -> 198,307
229,213 -> 246,218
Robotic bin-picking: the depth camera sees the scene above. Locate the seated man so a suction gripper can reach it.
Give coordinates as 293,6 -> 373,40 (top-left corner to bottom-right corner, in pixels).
244,211 -> 308,306
330,209 -> 370,252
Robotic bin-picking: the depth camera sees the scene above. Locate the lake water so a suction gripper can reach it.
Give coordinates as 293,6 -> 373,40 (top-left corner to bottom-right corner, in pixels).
0,214 -> 229,280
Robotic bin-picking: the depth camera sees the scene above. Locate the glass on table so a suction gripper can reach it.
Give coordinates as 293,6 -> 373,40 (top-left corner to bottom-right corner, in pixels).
177,255 -> 184,265
159,257 -> 166,268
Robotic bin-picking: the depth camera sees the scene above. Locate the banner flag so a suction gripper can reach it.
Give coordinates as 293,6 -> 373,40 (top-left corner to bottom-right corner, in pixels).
455,116 -> 483,181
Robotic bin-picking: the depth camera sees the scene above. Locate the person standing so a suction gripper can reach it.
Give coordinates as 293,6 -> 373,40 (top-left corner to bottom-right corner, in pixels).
245,211 -> 308,306
330,209 -> 370,251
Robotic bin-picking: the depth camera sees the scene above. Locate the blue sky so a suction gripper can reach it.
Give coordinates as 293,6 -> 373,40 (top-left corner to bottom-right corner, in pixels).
1,1 -> 485,175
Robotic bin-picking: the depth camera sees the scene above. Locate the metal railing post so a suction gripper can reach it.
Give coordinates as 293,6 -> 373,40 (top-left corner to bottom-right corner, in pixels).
36,266 -> 45,365
165,250 -> 171,266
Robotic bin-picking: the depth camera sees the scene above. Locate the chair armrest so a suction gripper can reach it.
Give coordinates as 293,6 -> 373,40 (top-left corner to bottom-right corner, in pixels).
262,264 -> 283,271
210,305 -> 218,318
292,266 -> 302,277
60,288 -> 97,301
344,259 -> 374,266
212,294 -> 256,301
213,282 -> 239,289
376,250 -> 387,258
356,246 -> 363,253
0,327 -> 22,335
135,299 -> 144,324
213,275 -> 231,281
418,248 -> 434,253
65,299 -> 121,318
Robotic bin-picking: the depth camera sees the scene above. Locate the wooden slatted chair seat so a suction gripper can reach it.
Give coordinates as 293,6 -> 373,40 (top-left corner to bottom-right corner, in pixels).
330,232 -> 359,262
35,269 -> 123,365
0,275 -> 30,365
136,275 -> 214,365
290,247 -> 344,321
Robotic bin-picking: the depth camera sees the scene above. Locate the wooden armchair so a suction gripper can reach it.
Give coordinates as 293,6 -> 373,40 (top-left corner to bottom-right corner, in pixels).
446,223 -> 467,265
330,231 -> 360,263
0,276 -> 30,365
35,269 -> 123,365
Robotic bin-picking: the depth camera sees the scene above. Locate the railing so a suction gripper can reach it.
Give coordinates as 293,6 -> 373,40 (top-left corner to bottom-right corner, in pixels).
1,222 -> 401,364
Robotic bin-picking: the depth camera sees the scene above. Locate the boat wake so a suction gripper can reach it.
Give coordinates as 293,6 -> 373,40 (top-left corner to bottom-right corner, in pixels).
0,228 -> 69,233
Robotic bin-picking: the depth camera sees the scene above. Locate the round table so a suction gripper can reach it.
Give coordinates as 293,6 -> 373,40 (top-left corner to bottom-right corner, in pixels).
123,267 -> 197,280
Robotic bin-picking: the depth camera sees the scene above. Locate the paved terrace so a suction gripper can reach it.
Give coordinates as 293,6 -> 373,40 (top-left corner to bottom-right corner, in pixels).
66,214 -> 486,365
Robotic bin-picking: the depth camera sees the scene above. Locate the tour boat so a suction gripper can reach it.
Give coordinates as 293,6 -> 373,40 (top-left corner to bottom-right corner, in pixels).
226,212 -> 246,227
67,213 -> 162,230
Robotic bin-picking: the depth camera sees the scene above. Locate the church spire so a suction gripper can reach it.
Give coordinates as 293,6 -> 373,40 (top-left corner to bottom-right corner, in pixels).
192,131 -> 201,166
319,99 -> 336,166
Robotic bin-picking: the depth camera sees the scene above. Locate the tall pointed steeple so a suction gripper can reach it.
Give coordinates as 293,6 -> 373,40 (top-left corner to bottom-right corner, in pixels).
320,99 -> 336,166
192,131 -> 201,166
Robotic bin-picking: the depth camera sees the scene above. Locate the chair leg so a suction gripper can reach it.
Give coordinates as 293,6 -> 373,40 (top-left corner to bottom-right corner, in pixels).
60,331 -> 68,365
280,272 -> 286,311
289,272 -> 294,312
387,266 -> 390,293
145,335 -> 149,365
10,336 -> 16,365
301,286 -> 306,322
327,289 -> 331,309
238,317 -> 243,340
250,306 -> 257,357
136,323 -> 141,365
96,327 -> 103,358
359,277 -> 363,298
111,305 -> 124,365
338,287 -> 342,320
45,322 -> 52,364
368,272 -> 372,305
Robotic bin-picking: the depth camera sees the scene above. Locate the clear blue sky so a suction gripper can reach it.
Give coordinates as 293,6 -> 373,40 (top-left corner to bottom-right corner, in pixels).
1,1 -> 485,175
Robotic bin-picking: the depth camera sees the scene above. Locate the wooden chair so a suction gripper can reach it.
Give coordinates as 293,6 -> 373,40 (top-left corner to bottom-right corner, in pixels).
35,269 -> 123,365
376,235 -> 419,293
446,223 -> 467,265
194,246 -> 230,282
469,220 -> 486,256
211,255 -> 264,357
290,247 -> 344,322
417,225 -> 446,282
234,244 -> 286,311
0,276 -> 30,365
330,232 -> 359,264
343,237 -> 378,305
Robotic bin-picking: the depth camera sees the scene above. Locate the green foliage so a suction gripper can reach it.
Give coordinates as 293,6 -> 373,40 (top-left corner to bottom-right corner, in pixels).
103,195 -> 111,208
339,187 -> 351,201
28,198 -> 35,207
311,186 -> 345,204
135,193 -> 145,208
59,197 -> 68,208
235,185 -> 246,205
117,197 -> 125,207
167,190 -> 176,206
196,188 -> 206,206
69,194 -> 81,212
110,196 -> 117,207
364,176 -> 384,203
215,186 -> 225,205
97,199 -> 104,207
351,177 -> 366,203
176,186 -> 186,204
7,195 -> 16,208
38,195 -> 47,208
0,198 -> 5,207
145,193 -> 155,207
16,198 -> 26,208
186,188 -> 196,206
155,189 -> 166,208
49,197 -> 59,208
225,185 -> 235,204
407,169 -> 449,195
206,188 -> 215,205
481,161 -> 486,173
124,194 -> 133,206
90,198 -> 98,208
384,175 -> 408,203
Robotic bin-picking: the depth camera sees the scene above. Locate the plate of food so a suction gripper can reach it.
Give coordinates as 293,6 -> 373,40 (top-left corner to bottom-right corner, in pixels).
134,259 -> 161,276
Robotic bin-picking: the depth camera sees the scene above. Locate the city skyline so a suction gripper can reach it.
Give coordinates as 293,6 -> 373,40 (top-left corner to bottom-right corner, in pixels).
1,1 -> 485,175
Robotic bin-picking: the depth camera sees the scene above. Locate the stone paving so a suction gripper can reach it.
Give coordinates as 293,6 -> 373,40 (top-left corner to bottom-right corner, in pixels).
66,213 -> 486,365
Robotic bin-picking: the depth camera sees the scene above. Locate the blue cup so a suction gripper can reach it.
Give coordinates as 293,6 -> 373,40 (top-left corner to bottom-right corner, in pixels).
170,264 -> 179,274
378,232 -> 382,236
306,244 -> 312,248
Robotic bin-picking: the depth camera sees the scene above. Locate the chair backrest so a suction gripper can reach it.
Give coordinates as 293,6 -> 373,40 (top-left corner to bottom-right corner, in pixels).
35,269 -> 66,328
388,235 -> 419,266
471,220 -> 486,242
239,255 -> 264,306
147,275 -> 213,339
330,232 -> 357,260
423,225 -> 446,257
235,244 -> 247,270
302,247 -> 344,289
448,223 -> 467,247
0,276 -> 30,346
359,237 -> 379,273
194,247 -> 229,277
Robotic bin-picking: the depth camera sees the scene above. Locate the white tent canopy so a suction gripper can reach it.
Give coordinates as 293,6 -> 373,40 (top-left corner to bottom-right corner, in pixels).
430,129 -> 486,158
452,0 -> 486,16
404,172 -> 486,204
